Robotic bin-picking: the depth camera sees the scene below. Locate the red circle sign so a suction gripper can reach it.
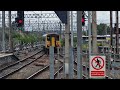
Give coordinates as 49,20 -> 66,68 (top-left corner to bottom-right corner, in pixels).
91,56 -> 104,70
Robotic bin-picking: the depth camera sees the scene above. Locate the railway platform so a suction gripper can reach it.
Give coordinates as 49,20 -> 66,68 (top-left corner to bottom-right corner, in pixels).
0,53 -> 18,69
0,53 -> 13,58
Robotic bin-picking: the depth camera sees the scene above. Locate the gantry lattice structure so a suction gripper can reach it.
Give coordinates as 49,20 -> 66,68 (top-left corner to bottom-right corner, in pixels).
0,11 -> 84,33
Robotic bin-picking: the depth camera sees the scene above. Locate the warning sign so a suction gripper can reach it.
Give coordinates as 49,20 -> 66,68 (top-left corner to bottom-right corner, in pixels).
90,56 -> 106,78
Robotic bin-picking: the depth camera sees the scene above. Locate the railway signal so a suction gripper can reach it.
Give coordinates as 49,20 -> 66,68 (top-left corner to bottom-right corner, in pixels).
82,11 -> 85,26
17,19 -> 23,27
15,11 -> 24,30
17,11 -> 24,27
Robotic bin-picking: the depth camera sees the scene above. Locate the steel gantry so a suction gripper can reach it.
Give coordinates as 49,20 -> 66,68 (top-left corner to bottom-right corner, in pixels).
0,11 -> 81,33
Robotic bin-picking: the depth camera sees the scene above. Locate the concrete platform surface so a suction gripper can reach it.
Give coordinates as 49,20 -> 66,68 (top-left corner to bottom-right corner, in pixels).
0,53 -> 13,58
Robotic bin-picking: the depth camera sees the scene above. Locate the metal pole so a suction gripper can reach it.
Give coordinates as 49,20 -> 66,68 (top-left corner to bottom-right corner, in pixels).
116,11 -> 119,54
49,46 -> 54,79
102,41 -> 104,54
69,46 -> 74,79
2,11 -> 5,52
71,11 -> 74,47
65,11 -> 70,79
105,25 -> 107,53
88,11 -> 91,78
63,46 -> 65,78
92,11 -> 98,54
77,11 -> 82,79
69,11 -> 74,79
57,47 -> 60,79
32,25 -> 33,32
60,22 -> 62,39
38,15 -> 39,31
88,11 -> 91,58
8,11 -> 13,52
109,11 -> 113,73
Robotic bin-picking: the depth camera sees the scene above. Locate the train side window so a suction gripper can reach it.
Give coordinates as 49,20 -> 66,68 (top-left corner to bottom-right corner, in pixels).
56,36 -> 59,41
47,36 -> 51,41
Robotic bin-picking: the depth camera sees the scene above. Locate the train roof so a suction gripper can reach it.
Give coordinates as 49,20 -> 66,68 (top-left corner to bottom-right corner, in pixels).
42,34 -> 48,37
42,33 -> 59,37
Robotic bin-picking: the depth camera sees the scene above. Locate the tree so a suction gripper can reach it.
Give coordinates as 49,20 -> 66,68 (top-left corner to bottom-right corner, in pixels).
106,25 -> 110,34
97,23 -> 110,35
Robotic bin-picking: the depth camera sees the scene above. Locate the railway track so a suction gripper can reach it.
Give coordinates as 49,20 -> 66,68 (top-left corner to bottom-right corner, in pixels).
0,49 -> 43,72
56,54 -> 88,79
0,47 -> 112,79
0,49 -> 45,79
74,60 -> 88,79
26,54 -> 64,79
0,49 -> 64,79
26,65 -> 50,79
26,64 -> 63,79
54,66 -> 63,79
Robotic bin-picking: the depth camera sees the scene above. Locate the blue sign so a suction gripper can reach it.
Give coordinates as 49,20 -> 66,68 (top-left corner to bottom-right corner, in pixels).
55,11 -> 67,24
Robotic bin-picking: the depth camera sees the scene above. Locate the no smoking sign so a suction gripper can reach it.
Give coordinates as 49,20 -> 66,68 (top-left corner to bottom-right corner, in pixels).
90,56 -> 106,78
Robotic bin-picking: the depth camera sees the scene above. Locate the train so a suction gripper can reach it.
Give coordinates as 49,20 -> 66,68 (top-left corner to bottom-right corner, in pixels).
42,33 -> 61,53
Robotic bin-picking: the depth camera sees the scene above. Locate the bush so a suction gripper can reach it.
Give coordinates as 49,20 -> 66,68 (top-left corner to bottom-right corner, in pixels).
13,32 -> 39,45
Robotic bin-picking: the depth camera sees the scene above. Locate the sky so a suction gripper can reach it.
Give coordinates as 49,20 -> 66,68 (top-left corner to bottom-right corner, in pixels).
97,11 -> 115,24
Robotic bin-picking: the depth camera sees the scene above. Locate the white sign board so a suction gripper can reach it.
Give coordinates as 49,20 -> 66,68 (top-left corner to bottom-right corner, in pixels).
90,56 -> 106,79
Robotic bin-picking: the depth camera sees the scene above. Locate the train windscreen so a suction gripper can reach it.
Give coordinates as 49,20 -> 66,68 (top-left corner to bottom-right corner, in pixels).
47,36 -> 51,41
56,35 -> 59,41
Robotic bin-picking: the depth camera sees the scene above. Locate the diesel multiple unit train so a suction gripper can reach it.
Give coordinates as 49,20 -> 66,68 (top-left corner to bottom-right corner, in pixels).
42,33 -> 61,53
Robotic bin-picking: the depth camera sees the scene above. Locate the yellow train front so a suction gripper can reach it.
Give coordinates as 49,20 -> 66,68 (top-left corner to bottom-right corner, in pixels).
44,33 -> 61,53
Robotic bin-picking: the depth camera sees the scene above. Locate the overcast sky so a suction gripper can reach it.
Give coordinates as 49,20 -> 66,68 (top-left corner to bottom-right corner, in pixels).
97,11 -> 113,24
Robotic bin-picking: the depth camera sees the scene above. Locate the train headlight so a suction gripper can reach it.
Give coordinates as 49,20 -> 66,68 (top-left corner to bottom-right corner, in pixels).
47,43 -> 50,47
56,42 -> 59,47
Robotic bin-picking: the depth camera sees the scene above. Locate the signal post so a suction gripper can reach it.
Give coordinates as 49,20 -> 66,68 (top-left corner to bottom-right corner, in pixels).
64,11 -> 70,79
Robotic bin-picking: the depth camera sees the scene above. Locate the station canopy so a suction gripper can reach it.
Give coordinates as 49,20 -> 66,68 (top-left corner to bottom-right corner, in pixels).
54,11 -> 67,24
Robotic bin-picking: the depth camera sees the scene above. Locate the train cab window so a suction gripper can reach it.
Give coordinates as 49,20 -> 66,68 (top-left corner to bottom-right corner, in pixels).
56,36 -> 59,41
47,36 -> 51,41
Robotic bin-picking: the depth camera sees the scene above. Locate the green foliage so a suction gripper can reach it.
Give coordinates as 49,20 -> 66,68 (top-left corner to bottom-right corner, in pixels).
12,32 -> 21,39
73,37 -> 77,47
83,31 -> 87,36
12,32 -> 40,45
82,44 -> 88,50
97,23 -> 110,35
97,43 -> 102,46
28,34 -> 37,43
38,36 -> 44,42
60,38 -> 65,47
